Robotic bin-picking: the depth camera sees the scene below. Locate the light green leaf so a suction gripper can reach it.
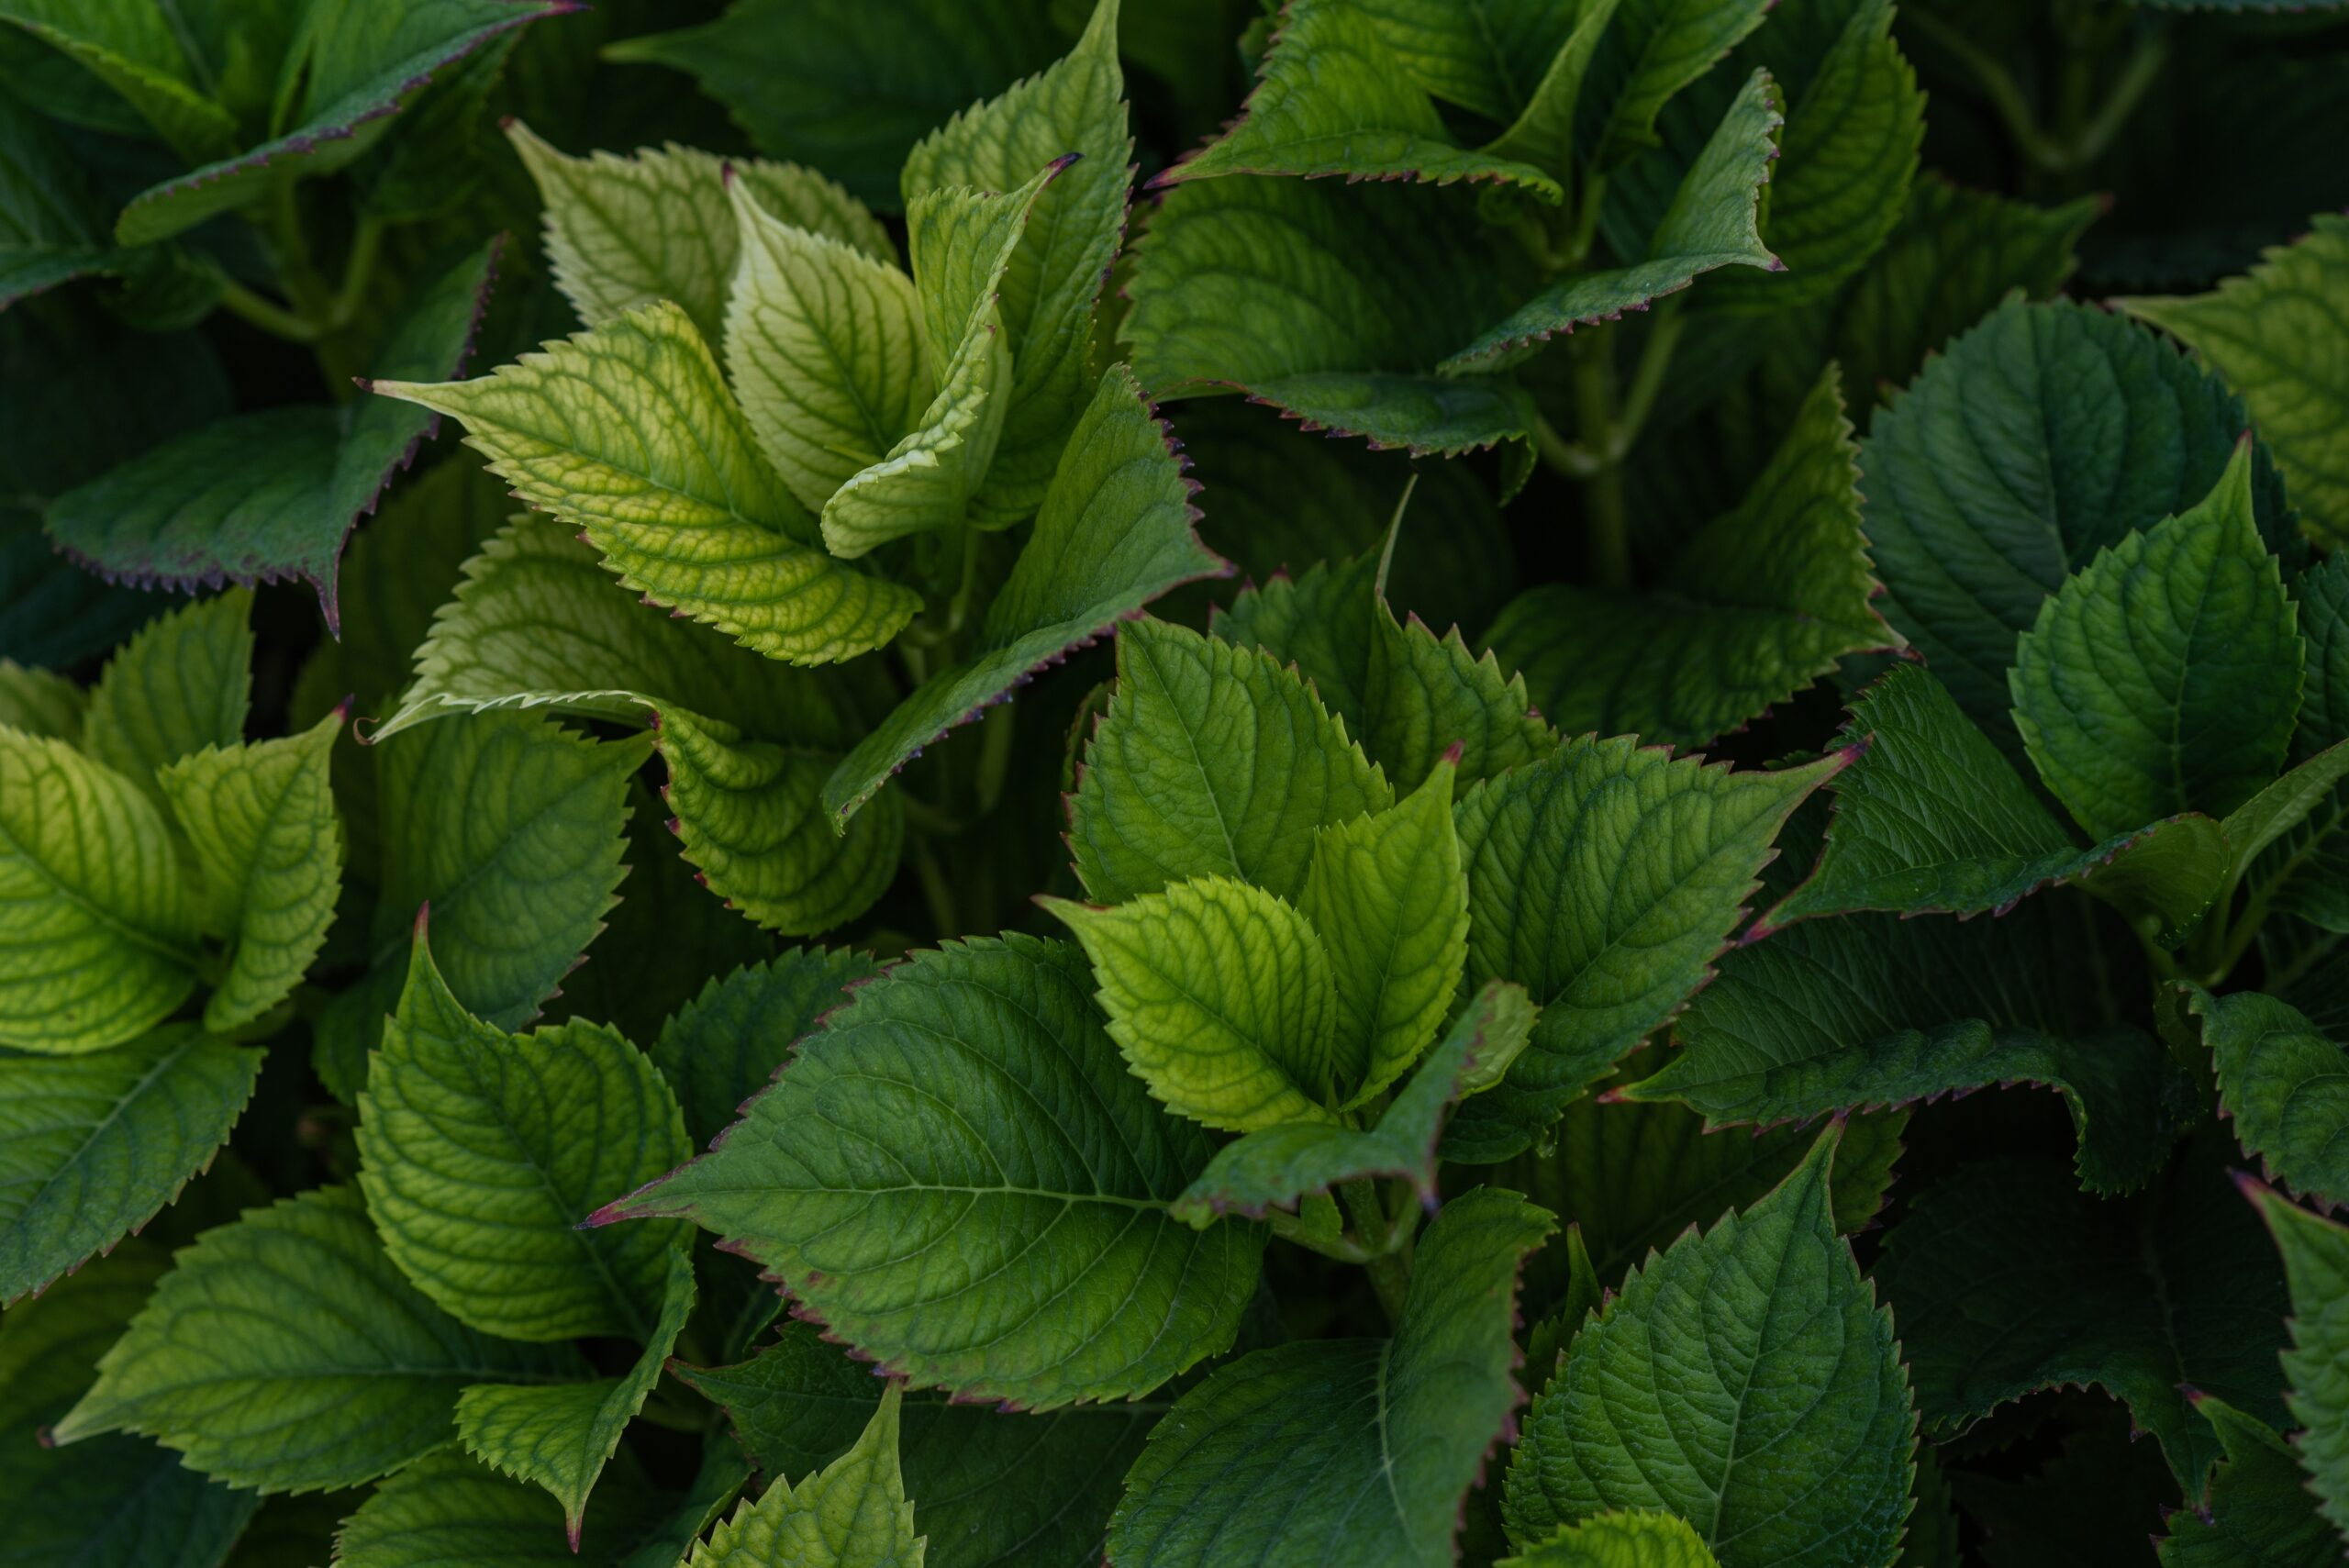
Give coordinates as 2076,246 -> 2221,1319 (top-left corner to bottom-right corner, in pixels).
1125,174 -> 1539,454
1443,739 -> 1842,1162
1110,1188 -> 1553,1567
2248,1184 -> 2349,1544
690,1384 -> 922,1567
2155,1396 -> 2341,1567
1364,594 -> 1559,795
1504,1512 -> 1722,1568
2221,739 -> 2349,875
1162,0 -> 1560,197
652,948 -> 880,1147
1046,875 -> 1344,1132
315,711 -> 643,1102
1298,757 -> 1469,1106
509,121 -> 893,350
0,0 -> 237,163
724,172 -> 929,516
1069,617 -> 1392,906
1585,0 -> 1773,171
1503,1126 -> 1915,1566
656,706 -> 904,936
159,710 -> 343,1032
1876,1151 -> 2288,1490
822,364 -> 1230,825
457,1249 -> 696,1545
2012,442 -> 2302,843
2194,988 -> 2349,1211
82,587 -> 251,810
0,1026 -> 260,1304
1170,980 -> 1538,1226
358,929 -> 693,1342
1212,552 -> 1384,726
819,162 -> 1064,557
596,934 -> 1264,1409
1486,362 -> 1893,748
333,1449 -> 674,1568
2124,214 -> 2349,546
52,1186 -> 579,1493
902,0 -> 1133,521
1861,299 -> 2293,757
1444,69 -> 1782,370
0,728 -> 201,1054
372,302 -> 920,664
0,657 -> 83,740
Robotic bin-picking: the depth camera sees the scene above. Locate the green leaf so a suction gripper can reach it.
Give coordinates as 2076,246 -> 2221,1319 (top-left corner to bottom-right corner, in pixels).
1503,1126 -> 1915,1566
595,934 -> 1263,1410
1364,594 -> 1560,795
1109,1187 -> 1553,1567
1631,900 -> 2196,1193
0,728 -> 201,1054
50,242 -> 501,630
651,948 -> 880,1147
358,928 -> 693,1342
112,0 -> 570,246
82,588 -> 251,811
689,1384 -> 921,1567
0,0 -> 238,163
456,1249 -> 696,1546
1861,298 -> 2293,758
1584,0 -> 1773,171
822,364 -> 1230,825
2247,1184 -> 2349,1545
674,1320 -> 1160,1568
1505,1512 -> 1723,1568
1297,757 -> 1470,1106
509,120 -> 894,350
901,0 -> 1134,521
605,0 -> 1063,209
655,706 -> 905,936
2155,1396 -> 2339,1566
1170,979 -> 1538,1225
1125,173 -> 1539,454
2011,442 -> 2302,843
1046,874 -> 1343,1131
1161,0 -> 1560,197
1875,1151 -> 2289,1490
0,657 -> 83,740
52,1185 -> 579,1493
1069,617 -> 1392,906
1443,739 -> 1842,1162
2196,990 -> 2349,1212
1352,0 -> 1585,125
723,171 -> 930,516
2262,558 -> 2349,936
0,1026 -> 261,1304
0,87 -> 120,307
2124,214 -> 2349,546
158,710 -> 344,1032
315,711 -> 642,1102
1444,69 -> 1783,369
332,1449 -> 674,1568
1486,363 -> 1894,748
1480,0 -> 1621,177
371,301 -> 920,664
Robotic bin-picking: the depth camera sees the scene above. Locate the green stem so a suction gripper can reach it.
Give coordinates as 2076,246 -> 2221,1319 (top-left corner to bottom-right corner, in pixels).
1340,1179 -> 1409,1324
909,834 -> 961,938
1612,295 -> 1687,459
1899,7 -> 2067,171
2069,28 -> 2170,168
1531,415 -> 1601,479
972,701 -> 1018,817
1264,1207 -> 1373,1263
329,214 -> 386,328
217,279 -> 322,342
1573,346 -> 1632,589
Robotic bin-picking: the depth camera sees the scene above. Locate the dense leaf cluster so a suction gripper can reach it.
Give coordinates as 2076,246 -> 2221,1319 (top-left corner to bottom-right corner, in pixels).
3,0 -> 2348,1563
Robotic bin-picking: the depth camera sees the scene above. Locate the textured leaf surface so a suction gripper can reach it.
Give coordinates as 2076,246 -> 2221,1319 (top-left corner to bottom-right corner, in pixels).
1487,364 -> 1891,748
373,302 -> 918,663
690,1385 -> 921,1567
0,1027 -> 260,1304
0,1 -> 237,163
2011,442 -> 2300,842
2124,214 -> 2349,545
823,365 -> 1228,824
1503,1128 -> 1914,1567
1070,617 -> 1391,905
1171,980 -> 1537,1224
1876,1152 -> 2288,1489
1583,0 -> 1772,171
1505,1512 -> 1722,1568
0,728 -> 199,1054
82,588 -> 251,808
651,948 -> 879,1147
2194,988 -> 2349,1211
2251,1185 -> 2349,1543
2154,1396 -> 2339,1567
1861,299 -> 2290,755
332,1449 -> 674,1568
0,658 -> 83,740
1048,875 -> 1342,1132
49,243 -> 499,628
1108,1188 -> 1553,1568
358,932 -> 692,1342
160,711 -> 343,1031
598,935 -> 1263,1408
510,121 -> 893,349
1443,739 -> 1842,1162
53,1185 -> 578,1493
